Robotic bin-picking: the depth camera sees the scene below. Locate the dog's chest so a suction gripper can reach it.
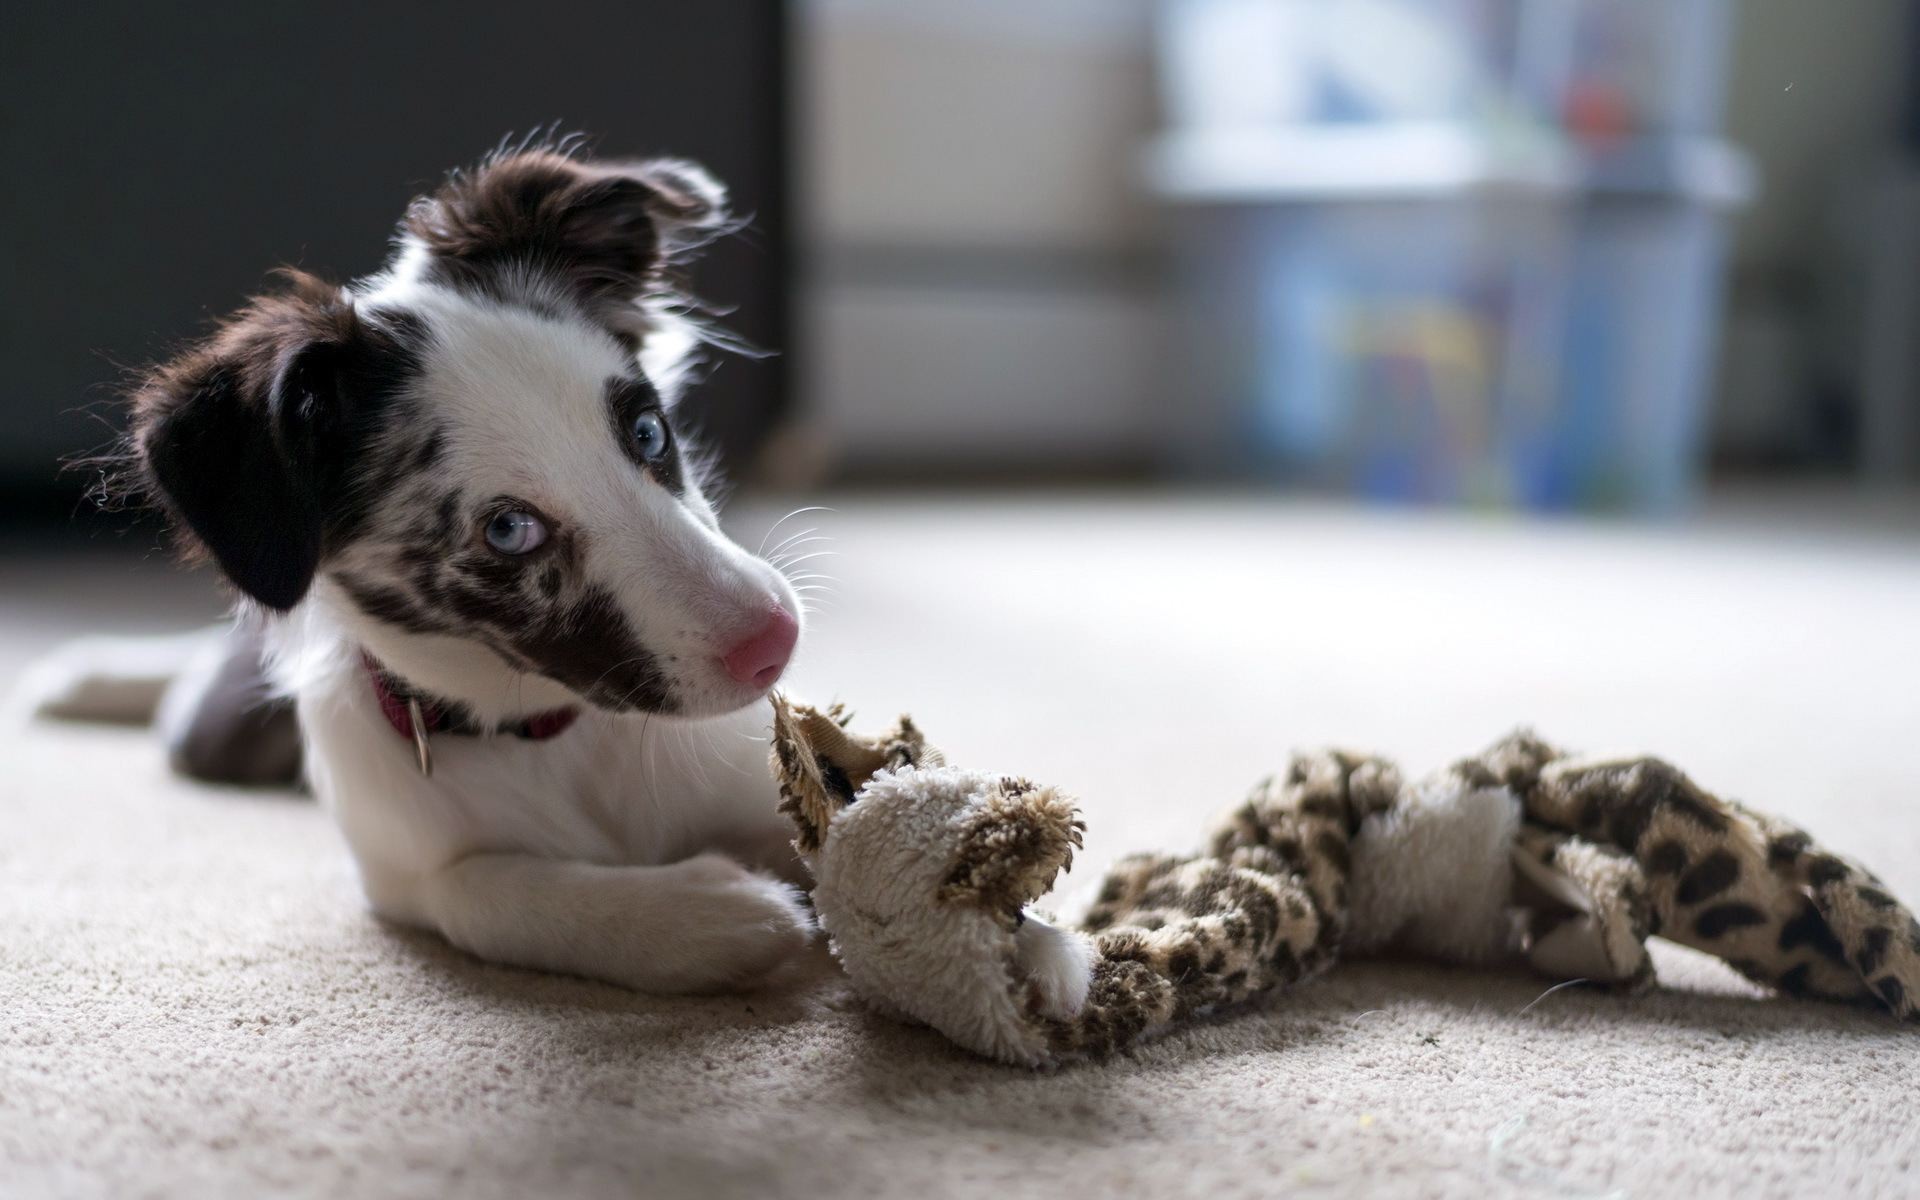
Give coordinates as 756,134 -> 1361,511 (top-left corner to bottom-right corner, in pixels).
308,683 -> 781,872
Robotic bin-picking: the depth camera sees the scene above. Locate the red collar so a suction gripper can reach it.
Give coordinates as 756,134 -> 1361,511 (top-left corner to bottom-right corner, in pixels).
362,653 -> 580,745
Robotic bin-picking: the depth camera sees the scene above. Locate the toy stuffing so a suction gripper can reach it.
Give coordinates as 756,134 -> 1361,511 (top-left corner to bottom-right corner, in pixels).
770,698 -> 1920,1068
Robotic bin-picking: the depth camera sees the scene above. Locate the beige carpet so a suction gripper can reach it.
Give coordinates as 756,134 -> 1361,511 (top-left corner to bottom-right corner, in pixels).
5,492 -> 1919,1199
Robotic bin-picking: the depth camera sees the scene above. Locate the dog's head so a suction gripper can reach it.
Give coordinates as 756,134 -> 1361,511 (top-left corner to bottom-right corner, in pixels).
121,146 -> 800,718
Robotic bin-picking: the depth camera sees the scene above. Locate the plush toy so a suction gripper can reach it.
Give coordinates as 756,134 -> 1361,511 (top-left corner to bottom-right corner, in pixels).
770,699 -> 1920,1067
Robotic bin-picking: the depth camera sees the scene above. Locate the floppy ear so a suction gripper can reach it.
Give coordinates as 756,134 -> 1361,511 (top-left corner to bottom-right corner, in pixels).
404,150 -> 730,331
132,274 -> 368,611
941,780 -> 1086,919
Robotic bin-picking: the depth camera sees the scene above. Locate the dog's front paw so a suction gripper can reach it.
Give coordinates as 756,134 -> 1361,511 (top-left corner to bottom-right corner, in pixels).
1014,916 -> 1095,1021
658,854 -> 816,993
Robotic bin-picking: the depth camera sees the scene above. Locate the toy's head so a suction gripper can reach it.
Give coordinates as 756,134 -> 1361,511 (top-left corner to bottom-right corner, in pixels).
769,698 -> 1084,1062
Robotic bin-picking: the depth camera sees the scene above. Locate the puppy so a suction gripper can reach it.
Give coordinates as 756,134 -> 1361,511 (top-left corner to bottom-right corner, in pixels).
106,145 -> 816,993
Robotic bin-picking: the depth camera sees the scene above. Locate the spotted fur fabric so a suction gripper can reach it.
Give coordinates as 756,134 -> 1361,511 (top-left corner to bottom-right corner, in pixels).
770,700 -> 1920,1067
1461,732 -> 1920,1017
1059,751 -> 1405,1060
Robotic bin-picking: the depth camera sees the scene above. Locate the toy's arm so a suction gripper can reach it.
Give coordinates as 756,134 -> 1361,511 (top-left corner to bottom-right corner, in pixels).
943,780 -> 1084,918
1510,825 -> 1654,989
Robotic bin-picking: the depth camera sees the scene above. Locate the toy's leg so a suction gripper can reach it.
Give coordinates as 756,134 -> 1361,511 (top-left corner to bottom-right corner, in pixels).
1080,853 -> 1328,995
1057,856 -> 1325,1061
1756,808 -> 1920,1020
1496,746 -> 1904,1013
1808,879 -> 1920,1019
1081,852 -> 1187,933
1510,826 -> 1655,990
1065,846 -> 1332,1060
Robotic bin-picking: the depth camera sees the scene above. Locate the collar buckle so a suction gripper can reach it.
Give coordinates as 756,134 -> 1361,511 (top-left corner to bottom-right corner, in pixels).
406,697 -> 434,777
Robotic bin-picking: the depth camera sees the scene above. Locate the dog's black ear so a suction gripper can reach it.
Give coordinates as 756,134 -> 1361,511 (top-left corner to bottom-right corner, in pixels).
133,273 -> 367,611
404,149 -> 730,330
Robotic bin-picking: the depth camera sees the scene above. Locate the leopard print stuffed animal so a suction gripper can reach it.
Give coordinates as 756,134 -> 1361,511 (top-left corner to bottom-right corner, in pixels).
1452,732 -> 1920,1016
771,699 -> 1395,1065
771,699 -> 1919,1067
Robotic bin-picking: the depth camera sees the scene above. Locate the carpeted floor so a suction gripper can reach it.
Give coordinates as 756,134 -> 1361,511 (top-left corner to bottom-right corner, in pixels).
4,493 -> 1918,1199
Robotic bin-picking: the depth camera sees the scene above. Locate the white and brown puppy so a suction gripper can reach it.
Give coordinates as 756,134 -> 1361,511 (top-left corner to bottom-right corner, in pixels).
111,147 -> 816,993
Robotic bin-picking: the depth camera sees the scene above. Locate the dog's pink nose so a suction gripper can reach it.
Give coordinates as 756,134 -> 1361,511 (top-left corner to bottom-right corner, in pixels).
721,605 -> 799,688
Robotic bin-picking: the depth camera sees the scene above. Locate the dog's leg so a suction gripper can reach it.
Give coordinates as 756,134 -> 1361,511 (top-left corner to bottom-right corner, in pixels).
418,851 -> 814,993
155,621 -> 301,786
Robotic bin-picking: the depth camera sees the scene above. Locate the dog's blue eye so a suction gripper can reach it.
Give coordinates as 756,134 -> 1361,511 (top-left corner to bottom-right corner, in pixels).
631,410 -> 669,462
484,510 -> 548,555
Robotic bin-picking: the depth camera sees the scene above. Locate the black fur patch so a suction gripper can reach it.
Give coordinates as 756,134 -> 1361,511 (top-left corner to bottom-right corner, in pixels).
1776,962 -> 1811,996
1806,855 -> 1852,887
1675,850 -> 1742,906
1693,903 -> 1769,939
1767,831 -> 1811,869
1875,975 -> 1906,1010
132,275 -> 428,611
336,573 -> 448,636
1857,886 -> 1900,910
1312,830 -> 1351,876
1857,926 -> 1892,977
503,585 -> 672,712
1645,840 -> 1689,876
1778,901 -> 1850,963
404,149 -> 723,342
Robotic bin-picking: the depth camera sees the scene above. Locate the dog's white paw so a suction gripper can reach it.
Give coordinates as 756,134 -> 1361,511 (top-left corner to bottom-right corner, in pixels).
652,854 -> 816,993
1015,916 -> 1095,1020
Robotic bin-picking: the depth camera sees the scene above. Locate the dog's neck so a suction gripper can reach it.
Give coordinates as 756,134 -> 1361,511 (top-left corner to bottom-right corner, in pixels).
305,578 -> 589,727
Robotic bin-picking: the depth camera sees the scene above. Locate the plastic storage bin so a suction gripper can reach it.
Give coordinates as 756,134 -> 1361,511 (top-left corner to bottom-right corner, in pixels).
1146,128 -> 1752,510
1549,141 -> 1751,509
1147,0 -> 1750,511
1156,0 -> 1733,139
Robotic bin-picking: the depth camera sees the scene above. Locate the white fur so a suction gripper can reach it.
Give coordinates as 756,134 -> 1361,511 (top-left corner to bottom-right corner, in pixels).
1345,777 -> 1522,963
1014,916 -> 1097,1021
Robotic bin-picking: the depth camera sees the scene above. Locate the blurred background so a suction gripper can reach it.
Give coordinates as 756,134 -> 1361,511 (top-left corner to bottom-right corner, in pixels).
5,0 -> 1918,522
794,0 -> 1919,504
3,2 -> 1917,757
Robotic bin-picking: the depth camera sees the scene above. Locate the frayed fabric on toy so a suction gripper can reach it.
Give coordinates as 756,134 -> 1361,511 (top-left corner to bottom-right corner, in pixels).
770,699 -> 1920,1068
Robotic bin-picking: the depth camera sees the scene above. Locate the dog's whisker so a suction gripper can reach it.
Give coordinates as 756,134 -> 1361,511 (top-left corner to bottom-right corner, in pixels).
767,538 -> 834,568
765,529 -> 827,564
771,550 -> 838,571
756,507 -> 835,557
769,526 -> 832,558
756,507 -> 814,556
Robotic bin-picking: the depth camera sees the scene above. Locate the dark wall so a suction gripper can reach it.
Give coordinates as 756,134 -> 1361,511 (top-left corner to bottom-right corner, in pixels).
0,2 -> 788,521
